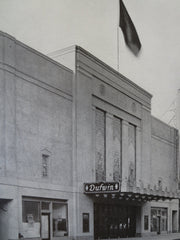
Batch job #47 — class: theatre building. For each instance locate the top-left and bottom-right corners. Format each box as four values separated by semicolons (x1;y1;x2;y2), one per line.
0;31;180;240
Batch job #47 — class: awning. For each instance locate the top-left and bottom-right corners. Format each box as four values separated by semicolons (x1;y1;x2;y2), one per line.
91;192;176;202
84;182;180;202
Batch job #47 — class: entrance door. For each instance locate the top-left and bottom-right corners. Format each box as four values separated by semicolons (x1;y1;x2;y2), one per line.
41;213;50;240
94;203;136;239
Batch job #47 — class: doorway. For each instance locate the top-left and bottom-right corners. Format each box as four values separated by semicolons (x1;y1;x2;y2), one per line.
94;203;136;239
41;213;50;240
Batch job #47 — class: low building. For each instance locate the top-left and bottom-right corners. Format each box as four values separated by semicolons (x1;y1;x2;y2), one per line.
0;31;179;240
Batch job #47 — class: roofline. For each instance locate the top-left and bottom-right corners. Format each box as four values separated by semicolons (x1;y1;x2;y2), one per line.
0;31;73;74
75;45;153;99
48;44;153;100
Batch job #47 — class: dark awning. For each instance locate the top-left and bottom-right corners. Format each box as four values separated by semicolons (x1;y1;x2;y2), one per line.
84;182;180;202
91;192;177;202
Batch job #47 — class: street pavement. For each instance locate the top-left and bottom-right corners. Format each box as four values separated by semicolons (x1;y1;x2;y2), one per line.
118;233;180;240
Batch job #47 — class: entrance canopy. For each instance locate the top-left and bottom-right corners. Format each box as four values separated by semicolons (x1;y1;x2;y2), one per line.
84;182;179;202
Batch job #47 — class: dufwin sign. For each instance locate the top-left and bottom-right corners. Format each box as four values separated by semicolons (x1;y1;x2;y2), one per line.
84;182;120;194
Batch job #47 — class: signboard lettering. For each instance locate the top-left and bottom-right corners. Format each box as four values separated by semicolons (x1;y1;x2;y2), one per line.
84;182;120;194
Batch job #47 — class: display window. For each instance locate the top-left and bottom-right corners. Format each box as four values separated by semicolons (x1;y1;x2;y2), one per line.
22;197;68;239
151;207;167;233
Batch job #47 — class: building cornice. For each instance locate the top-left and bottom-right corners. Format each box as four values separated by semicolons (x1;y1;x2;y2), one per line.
75;46;152;99
0;31;73;74
75;46;152;110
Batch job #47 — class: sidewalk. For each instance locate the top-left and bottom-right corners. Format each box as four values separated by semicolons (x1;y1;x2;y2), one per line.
119;233;180;240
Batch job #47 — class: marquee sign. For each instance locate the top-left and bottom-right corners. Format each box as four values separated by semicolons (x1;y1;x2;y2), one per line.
84;182;120;194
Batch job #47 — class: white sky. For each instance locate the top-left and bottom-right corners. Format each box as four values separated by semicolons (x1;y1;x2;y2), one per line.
0;0;179;125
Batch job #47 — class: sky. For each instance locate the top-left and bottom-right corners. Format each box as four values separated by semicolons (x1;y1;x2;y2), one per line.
0;0;179;126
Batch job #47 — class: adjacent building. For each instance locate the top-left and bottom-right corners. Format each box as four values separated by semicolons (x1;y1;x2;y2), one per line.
0;31;179;240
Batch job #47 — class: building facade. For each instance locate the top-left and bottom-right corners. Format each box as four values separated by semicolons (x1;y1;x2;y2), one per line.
0;31;179;240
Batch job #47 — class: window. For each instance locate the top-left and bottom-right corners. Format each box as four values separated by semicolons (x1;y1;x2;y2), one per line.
41;201;50;211
53;202;68;237
158;179;162;190
42;154;49;177
161;209;167;231
22;198;68;238
151;208;167;232
22;200;40;223
83;213;89;232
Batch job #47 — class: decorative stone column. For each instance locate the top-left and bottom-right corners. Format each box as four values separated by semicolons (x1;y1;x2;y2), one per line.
136;125;142;188
121;119;129;192
106;113;114;181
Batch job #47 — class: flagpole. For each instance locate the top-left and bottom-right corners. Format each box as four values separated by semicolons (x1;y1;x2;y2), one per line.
117;0;120;72
117;26;119;72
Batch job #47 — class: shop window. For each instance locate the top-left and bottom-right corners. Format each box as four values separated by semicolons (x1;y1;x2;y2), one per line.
151;209;157;232
22;200;40;223
151;208;167;232
53;202;68;237
22;198;68;239
83;213;90;232
161;209;167;231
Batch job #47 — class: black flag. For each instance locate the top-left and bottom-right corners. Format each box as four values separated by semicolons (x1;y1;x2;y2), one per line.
119;0;141;56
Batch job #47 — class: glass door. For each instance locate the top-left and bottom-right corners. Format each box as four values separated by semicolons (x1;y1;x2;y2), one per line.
41;213;50;240
94;203;136;239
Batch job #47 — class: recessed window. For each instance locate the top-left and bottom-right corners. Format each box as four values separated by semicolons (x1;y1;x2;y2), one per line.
42;154;49;177
158;179;162;189
83;213;89;232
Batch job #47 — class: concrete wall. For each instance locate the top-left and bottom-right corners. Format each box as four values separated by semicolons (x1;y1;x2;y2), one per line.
0;32;179;239
72;46;153;239
0;31;73;185
151;117;178;192
74;46;153;193
72;46;179;238
0;31;73;239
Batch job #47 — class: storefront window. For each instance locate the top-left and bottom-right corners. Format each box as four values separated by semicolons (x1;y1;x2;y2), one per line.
22;198;68;238
161;209;167;231
151;208;167;232
22;200;41;238
151;209;157;232
22;200;40;222
53;202;68;237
